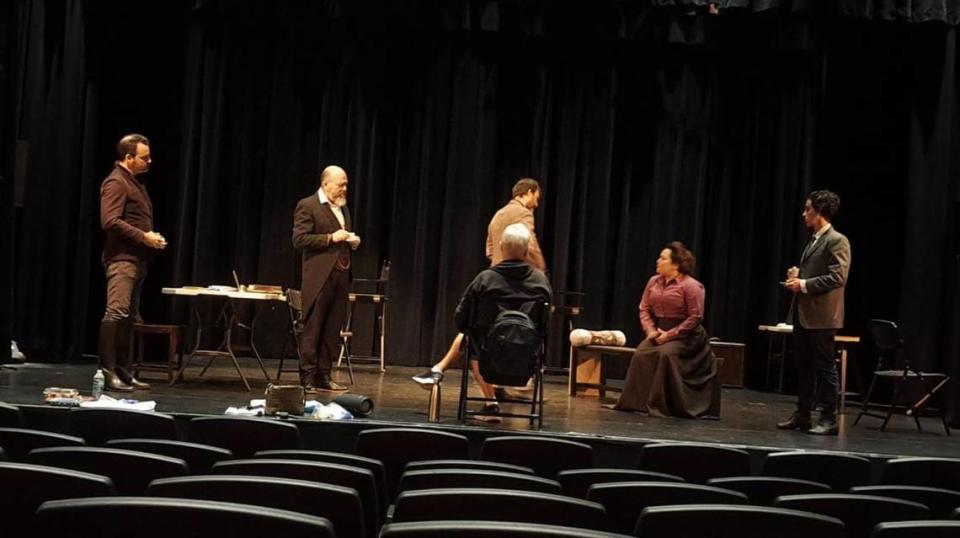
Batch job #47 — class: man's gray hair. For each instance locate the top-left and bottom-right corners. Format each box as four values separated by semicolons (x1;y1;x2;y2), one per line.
500;222;531;260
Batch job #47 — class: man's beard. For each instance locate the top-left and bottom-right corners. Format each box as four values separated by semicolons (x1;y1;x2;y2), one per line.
331;195;347;207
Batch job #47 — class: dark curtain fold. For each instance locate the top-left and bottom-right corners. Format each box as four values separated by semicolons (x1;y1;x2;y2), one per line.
0;0;16;361
9;0;960;423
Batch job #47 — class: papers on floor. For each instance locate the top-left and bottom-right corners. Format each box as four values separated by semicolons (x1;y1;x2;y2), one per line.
80;394;157;411
224;399;353;420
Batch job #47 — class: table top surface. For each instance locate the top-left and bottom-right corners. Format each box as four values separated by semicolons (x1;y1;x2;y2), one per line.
162;287;287;302
759;324;860;343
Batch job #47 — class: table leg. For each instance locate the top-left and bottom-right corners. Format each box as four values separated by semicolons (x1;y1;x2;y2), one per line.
379;301;387;372
839;346;848;413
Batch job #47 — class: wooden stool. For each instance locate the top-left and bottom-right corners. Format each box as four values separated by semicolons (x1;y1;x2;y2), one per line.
132;324;186;384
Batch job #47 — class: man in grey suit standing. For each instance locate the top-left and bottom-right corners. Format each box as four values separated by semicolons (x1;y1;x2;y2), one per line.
292;165;360;392
778;190;851;435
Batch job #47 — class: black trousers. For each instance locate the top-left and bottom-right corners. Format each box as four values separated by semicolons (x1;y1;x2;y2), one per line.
793;321;838;420
98;260;146;375
299;268;349;384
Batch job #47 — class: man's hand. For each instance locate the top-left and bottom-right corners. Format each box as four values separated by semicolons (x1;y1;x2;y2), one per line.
785;278;803;293
331;229;351;243
144;231;167;249
346;233;361;250
786;266;799;280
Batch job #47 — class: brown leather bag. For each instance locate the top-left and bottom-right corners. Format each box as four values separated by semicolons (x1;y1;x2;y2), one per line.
265;384;305;415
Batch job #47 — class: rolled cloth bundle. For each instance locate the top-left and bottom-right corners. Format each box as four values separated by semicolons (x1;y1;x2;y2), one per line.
569;329;626;347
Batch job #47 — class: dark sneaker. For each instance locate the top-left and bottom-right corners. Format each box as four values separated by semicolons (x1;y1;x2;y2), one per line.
412;370;443;388
807;420;839;436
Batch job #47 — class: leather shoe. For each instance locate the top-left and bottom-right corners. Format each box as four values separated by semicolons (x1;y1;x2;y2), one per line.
315;379;349;392
125;377;151;390
776;412;812;431
103;370;133;392
807;420;839;436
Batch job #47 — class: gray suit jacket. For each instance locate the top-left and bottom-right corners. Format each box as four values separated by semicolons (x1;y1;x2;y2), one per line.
292;194;352;318
792;226;851;330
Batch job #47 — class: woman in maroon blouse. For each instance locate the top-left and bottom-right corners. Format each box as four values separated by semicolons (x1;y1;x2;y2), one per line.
611;241;720;418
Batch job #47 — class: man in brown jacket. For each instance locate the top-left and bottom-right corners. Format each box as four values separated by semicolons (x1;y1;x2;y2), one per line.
412;179;547;415
292;165;360;392
98;134;166;391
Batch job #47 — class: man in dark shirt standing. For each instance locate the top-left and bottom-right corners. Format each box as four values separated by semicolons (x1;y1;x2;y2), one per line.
97;134;166;391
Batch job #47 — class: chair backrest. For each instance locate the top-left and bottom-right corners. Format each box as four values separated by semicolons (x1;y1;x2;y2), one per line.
286;289;303;315
356;427;469;497
405;459;535;475
0;462;115;528
635;504;846;538
558;468;685;499
881;457;960;490
639;443;751;483
851;485;960;519
867;320;903;354
35;497;335;538
707;476;831;505
106;438;233;474
774;494;930;538
212;458;380;532
480;436;593;478
188;416;300;457
68;409;178;444
0;402;24;427
255;449;386;509
398;469;562;495
762;451;872;491
27;446;188;495
380;520;633;537
872;521;960;538
147;475;368;538
392;488;608;531
587;481;748;534
0;428;86;460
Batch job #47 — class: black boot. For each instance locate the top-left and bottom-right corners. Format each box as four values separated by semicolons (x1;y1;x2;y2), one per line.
97;320;119;372
115;321;150;390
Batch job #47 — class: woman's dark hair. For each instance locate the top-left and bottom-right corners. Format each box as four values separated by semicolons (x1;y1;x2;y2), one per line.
807;190;841;221
665;241;696;275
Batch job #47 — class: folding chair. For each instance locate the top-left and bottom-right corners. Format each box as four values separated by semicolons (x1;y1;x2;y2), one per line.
106;439;233;473
35;497;335;538
707;476;831;505
275;289;305;381
761;451;871;491
880;457;960;490
148;475;368;538
457;298;550;428
639;443;751;483
380;520;631;537
338;259;391;374
558;468;685;499
479;436;593;478
635;504;845;538
774;494;929;538
855;320;951;435
0;428;85;461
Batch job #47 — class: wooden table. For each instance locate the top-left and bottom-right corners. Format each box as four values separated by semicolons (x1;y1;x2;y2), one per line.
758;324;860;412
162;287;288;391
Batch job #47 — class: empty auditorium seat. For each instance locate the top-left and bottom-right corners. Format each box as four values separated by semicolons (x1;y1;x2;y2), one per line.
557;468;684;499
479;436;593;478
188;416;300;457
255;449;386;509
398;469;562;495
380;520;632;537
635;504;845;538
881;457;960;490
872;521;960;538
404;459;535;475
775;494;930;538
107;438;233;473
0;428;85;460
27;446;188;495
0;462;115;529
851;485;960;518
762;451;872;491
707;476;831;505
0;402;23;427
356;428;468;497
639;443;751;483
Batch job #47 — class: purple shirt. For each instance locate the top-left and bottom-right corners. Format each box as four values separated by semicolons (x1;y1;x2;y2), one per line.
639;274;705;338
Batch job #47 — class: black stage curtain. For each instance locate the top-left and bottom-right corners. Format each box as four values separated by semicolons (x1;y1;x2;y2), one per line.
0;0;16;361
9;0;960;423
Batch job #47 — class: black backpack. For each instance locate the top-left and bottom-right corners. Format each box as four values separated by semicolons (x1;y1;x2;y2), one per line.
478;308;540;387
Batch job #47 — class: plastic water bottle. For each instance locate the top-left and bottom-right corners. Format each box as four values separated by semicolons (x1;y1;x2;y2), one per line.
92;369;105;400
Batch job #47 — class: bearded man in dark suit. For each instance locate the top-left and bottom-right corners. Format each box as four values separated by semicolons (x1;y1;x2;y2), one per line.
292;165;360;392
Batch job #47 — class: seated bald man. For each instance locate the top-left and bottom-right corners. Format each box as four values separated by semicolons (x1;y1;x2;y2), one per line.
437;223;552;420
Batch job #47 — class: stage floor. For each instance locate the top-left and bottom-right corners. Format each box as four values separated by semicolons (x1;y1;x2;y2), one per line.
1;358;956;459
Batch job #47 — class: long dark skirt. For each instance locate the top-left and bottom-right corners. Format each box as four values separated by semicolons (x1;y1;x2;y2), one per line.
613;325;720;418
